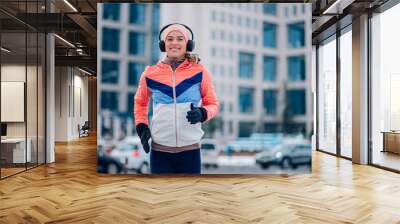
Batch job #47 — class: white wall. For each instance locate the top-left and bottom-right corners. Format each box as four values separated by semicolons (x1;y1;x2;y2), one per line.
1;63;47;164
55;67;89;141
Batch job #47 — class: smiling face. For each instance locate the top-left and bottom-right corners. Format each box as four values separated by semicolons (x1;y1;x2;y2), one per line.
165;30;187;59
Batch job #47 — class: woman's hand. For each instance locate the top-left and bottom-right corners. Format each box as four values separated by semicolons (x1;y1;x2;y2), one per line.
136;123;151;153
186;103;207;124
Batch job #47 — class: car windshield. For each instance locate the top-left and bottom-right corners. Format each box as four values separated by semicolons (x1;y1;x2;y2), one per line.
201;143;215;150
270;144;285;151
116;144;139;151
293;145;311;151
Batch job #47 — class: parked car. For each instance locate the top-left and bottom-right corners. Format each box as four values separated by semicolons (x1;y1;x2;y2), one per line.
200;139;220;169
109;137;150;174
97;145;124;174
255;143;312;169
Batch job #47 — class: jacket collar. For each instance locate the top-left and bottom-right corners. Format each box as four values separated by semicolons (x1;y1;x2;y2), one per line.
157;58;192;70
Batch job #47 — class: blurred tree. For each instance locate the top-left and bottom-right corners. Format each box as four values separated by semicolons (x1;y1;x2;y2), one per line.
281;81;294;134
202;116;222;138
256;112;265;133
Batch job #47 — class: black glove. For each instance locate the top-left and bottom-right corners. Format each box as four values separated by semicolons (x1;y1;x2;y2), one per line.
136;123;151;153
186;103;207;124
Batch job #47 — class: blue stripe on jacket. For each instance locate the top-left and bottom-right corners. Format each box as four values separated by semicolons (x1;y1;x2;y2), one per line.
146;72;203;105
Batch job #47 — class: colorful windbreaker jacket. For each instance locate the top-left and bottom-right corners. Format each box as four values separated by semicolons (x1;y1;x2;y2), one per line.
134;59;219;147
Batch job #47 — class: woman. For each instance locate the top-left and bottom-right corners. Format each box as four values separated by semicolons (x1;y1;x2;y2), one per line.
134;23;219;174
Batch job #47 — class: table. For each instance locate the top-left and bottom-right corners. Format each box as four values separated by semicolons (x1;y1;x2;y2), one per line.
1;138;31;164
381;131;400;154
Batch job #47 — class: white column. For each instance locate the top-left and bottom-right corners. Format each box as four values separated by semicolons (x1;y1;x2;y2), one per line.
46;32;55;163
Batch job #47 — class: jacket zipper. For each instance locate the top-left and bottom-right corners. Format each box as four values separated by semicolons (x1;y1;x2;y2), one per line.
170;66;178;148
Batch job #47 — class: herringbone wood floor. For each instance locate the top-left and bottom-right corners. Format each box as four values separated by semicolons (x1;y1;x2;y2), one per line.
1;134;400;224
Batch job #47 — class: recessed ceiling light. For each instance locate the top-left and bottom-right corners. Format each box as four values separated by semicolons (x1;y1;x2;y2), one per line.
78;67;93;76
63;0;78;12
54;34;75;48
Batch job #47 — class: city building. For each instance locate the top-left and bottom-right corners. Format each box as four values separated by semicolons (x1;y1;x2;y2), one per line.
97;3;312;142
160;3;313;140
97;3;160;140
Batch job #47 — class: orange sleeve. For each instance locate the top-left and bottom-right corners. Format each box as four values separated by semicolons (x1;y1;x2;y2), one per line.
134;68;151;126
201;67;220;122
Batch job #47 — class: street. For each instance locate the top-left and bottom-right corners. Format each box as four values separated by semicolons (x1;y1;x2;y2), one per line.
202;164;311;174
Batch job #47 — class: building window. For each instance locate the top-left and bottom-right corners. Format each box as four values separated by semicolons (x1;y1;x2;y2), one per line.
253;36;258;46
285;7;289;16
239;52;255;79
229;14;234;25
263;56;277;81
239;122;255;137
129;4;146;25
263;90;277;115
293;5;297;16
151;4;160;64
302;4;307;14
220;12;225;23
263;4;277;15
102;59;119;84
263;22;277;48
221;65;225;76
127;92;135;115
318;36;337;154
211;47;216;57
264;123;279;133
129;32;145;56
103;3;120;21
285;123;306;135
239;87;254;113
237;33;242;44
221;30;225;41
237;16;242;27
340;29;352;158
288;56;305;81
286;89;306;115
370;5;400;170
211;10;216;21
246;17;250;27
101;91;119;111
128;62;145;86
212;30;216;40
288;22;305;48
102;28;120;52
